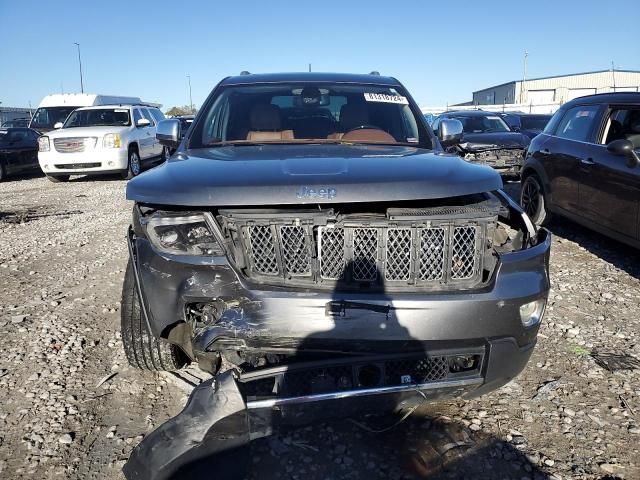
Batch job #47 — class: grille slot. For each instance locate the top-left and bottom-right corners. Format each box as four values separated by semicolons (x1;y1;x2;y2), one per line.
418;227;446;281
319;227;345;279
451;226;478;279
385;228;412;281
279;226;311;276
248;225;279;275
353;228;379;281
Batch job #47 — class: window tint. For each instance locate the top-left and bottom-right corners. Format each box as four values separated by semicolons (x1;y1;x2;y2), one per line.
140;108;155;126
554;105;600;142
133;109;143;125
602;108;640;148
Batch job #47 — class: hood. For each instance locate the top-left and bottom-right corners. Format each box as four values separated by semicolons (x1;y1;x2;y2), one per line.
127;144;502;206
459;132;530;151
45;126;130;138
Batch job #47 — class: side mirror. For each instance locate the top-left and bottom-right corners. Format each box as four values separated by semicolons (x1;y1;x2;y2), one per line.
438;119;463;148
156;119;181;148
607;139;640;168
54;122;64;129
136;118;151;128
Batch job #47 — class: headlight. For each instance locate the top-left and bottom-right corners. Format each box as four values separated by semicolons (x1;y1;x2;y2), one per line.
103;133;121;148
146;214;224;256
38;136;50;152
519;298;546;328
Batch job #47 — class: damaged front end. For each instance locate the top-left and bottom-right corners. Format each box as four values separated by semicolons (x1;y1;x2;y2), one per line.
453;142;526;176
123;189;550;479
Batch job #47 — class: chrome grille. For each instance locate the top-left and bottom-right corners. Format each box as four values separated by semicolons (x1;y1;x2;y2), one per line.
241;220;486;289
53;137;97;153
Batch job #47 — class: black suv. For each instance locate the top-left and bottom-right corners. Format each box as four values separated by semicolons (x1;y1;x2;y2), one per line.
433;110;531;176
520;93;640;248
499;112;552;140
121;73;550;479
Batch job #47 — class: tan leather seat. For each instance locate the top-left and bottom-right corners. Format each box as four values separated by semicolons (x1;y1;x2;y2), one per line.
246;104;294;141
329;103;396;143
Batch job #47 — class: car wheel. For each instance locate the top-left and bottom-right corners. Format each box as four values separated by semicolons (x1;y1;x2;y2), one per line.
46;175;70;183
0;161;5;182
120;260;188;371
520;174;551;226
122;149;141;180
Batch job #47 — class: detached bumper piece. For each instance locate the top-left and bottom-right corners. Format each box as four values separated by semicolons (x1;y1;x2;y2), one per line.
123;350;485;480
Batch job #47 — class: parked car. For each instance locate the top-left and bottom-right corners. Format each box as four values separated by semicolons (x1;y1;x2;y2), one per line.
499;112;552;140
0;127;41;181
433;110;531;176
121;72;551;479
521;92;640;248
168;115;195;154
37;104;168;182
1;118;31;128
29;93;145;133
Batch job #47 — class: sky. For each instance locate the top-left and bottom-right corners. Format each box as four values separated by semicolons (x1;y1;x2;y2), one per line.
1;0;639;111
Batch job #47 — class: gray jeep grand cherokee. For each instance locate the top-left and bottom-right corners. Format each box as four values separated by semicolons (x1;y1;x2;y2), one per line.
121;73;550;479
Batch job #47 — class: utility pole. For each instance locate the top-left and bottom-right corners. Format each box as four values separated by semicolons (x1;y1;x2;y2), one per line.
73;43;84;93
308;63;311;72
520;50;528;104
187;75;193;113
611;61;617;90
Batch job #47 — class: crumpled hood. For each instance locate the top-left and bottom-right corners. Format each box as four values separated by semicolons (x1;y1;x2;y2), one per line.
459;132;530;151
126;144;502;206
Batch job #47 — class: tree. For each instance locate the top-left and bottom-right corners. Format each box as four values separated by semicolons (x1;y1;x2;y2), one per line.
165;105;196;117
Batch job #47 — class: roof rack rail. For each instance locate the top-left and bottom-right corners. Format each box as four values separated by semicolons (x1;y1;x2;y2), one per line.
369;71;380;75
240;71;251;75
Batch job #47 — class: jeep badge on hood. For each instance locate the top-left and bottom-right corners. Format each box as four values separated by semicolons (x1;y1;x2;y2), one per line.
296;186;337;200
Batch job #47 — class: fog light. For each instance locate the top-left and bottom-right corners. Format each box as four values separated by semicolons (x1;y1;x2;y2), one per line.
519;299;546;328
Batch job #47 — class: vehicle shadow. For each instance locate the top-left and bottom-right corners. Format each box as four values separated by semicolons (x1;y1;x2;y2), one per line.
503;180;640;280
68;174;125;182
1;170;44;182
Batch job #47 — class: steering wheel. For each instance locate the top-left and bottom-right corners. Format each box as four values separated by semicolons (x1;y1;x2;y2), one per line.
344;124;383;134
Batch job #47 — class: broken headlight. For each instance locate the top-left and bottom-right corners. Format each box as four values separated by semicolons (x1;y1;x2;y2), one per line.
146;214;224;256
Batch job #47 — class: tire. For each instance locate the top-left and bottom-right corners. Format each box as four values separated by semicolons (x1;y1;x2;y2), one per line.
0;161;5;182
122;147;141;180
520;174;551;226
120;260;187;371
46;175;70;183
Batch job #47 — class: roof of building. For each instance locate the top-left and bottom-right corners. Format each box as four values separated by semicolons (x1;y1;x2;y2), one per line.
221;72;400;86
473;69;640;94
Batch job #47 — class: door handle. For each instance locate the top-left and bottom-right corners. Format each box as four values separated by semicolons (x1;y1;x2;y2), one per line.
580;158;595;166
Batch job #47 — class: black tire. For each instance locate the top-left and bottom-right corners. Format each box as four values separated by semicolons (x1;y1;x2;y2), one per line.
120;260;187;371
520;174;551;226
122;147;141;180
0;161;5;182
46;175;70;183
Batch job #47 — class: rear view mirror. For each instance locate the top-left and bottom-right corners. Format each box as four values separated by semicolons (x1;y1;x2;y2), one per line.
54;122;64;129
438;119;463;148
136;118;151;128
607;139;640;168
156;119;181;148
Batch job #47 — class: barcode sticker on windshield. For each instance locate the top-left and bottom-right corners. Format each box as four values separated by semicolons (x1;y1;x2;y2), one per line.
364;93;409;104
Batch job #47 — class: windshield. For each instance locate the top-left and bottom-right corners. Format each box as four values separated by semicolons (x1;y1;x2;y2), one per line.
452;115;511;134
30;106;78;129
194;83;428;148
520;115;551;131
64;108;131;128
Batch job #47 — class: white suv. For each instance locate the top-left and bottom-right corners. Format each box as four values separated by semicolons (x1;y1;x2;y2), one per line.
37;104;168;182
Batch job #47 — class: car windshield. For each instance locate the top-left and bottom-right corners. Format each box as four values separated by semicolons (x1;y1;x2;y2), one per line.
195;83;426;148
452;115;511;133
30;106;78;129
520;116;551;131
64;108;131;128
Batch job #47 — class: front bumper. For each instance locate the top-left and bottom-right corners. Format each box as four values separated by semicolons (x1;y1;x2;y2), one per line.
38;148;128;174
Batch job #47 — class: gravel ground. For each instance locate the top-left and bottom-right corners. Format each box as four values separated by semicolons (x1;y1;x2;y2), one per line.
1;174;639;480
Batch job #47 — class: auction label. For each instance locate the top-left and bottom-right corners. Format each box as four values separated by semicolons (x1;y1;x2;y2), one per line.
364;93;409;104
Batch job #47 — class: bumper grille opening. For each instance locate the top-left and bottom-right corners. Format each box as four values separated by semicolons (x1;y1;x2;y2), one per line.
54;162;101;169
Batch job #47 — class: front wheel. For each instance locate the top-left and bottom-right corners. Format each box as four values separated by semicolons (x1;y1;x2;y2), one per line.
520;174;551;226
122;149;141;180
120;260;188;371
0;161;5;182
46;175;70;183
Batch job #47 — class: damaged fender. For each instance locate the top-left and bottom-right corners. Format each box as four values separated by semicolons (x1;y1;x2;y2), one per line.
123;371;250;480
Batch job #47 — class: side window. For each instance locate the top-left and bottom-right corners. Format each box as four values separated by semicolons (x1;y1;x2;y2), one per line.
141;108;155;126
150;108;165;123
133;108;143;126
601;108;640;146
554;105;600;142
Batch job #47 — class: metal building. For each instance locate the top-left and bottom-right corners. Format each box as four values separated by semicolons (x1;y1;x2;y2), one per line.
472;69;640;106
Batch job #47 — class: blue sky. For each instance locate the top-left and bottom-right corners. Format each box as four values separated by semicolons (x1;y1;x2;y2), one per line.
1;0;638;111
